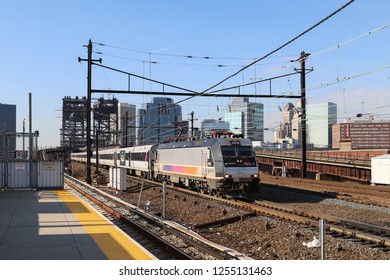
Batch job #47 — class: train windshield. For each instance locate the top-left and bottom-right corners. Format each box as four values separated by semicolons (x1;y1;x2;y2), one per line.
221;145;256;167
221;146;237;167
237;146;257;167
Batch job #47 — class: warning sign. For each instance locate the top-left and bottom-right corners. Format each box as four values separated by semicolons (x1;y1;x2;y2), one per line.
15;162;25;170
43;162;55;170
15;151;28;159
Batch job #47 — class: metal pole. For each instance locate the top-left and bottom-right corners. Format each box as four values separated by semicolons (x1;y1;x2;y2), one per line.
190;111;194;138
23;118;25;151
29;92;33;188
4;134;8;189
95;120;99;173
125;111;128;147
162;180;166;219
157;110;160;143
78;40;101;184
34;131;38;153
300;51;308;178
320;219;326;260
86;39;92;185
137;179;144;208
116;110;119;146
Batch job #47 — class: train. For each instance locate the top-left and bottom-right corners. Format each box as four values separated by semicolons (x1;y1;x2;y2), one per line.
70;135;260;196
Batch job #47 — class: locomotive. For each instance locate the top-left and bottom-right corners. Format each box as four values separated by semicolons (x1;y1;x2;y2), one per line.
71;135;260;195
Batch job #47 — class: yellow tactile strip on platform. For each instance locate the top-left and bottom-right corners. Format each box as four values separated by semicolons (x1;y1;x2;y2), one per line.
54;190;156;260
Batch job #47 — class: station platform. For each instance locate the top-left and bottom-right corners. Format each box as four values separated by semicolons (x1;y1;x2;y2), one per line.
0;188;156;260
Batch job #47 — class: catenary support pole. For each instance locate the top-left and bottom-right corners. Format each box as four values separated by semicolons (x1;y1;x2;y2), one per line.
300;51;308;178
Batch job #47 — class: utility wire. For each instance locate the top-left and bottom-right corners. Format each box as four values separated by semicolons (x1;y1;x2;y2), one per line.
201;0;356;95
96;51;251;68
309;64;390;91
94;42;294;61
308;23;390;60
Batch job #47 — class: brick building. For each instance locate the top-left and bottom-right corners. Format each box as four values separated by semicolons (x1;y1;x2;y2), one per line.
332;118;390;149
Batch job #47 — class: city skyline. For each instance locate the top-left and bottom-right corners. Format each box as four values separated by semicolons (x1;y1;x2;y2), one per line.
4;91;390;150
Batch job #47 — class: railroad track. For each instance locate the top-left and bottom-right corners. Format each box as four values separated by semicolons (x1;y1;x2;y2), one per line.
241;197;390;251
262;175;390;208
114;172;390;252
157;184;390;252
68;163;390;255
121;173;390;252
65;176;190;260
64;174;251;260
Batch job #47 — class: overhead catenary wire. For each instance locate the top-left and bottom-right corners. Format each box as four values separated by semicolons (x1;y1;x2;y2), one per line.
308;64;390;92
307;23;390;60
93;20;388;108
92;0;147;42
171;0;356;107
92;21;388;97
92;46;294;68
95;42;292;61
93;51;253;68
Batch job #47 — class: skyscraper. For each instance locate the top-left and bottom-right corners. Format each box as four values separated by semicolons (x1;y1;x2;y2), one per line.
290;101;302;146
224;98;264;141
0;103;17;156
306;102;337;148
138;97;182;145
275;102;295;142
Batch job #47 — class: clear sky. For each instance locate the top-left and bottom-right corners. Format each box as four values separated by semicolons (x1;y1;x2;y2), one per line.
1;0;389;147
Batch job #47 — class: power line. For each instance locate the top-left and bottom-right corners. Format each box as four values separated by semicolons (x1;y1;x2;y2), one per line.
200;0;356;96
91;1;132;39
308;64;390;92
93;41;294;61
95;51;250;68
91;0;357;108
93;0;147;41
308;23;390;60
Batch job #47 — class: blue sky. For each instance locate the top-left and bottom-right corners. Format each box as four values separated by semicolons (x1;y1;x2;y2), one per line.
1;0;389;147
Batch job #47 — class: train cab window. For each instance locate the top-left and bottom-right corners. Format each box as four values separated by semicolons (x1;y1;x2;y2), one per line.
221;145;256;167
237;146;256;167
221;145;238;167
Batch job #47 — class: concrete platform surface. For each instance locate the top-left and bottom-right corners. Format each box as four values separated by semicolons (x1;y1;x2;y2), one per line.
0;190;108;260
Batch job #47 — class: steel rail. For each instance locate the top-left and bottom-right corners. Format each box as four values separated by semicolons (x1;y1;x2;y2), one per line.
64;174;250;260
165;184;390;249
64;176;193;260
243;198;390;248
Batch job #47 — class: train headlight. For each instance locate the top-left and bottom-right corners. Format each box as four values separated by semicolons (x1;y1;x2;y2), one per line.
225;174;232;179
